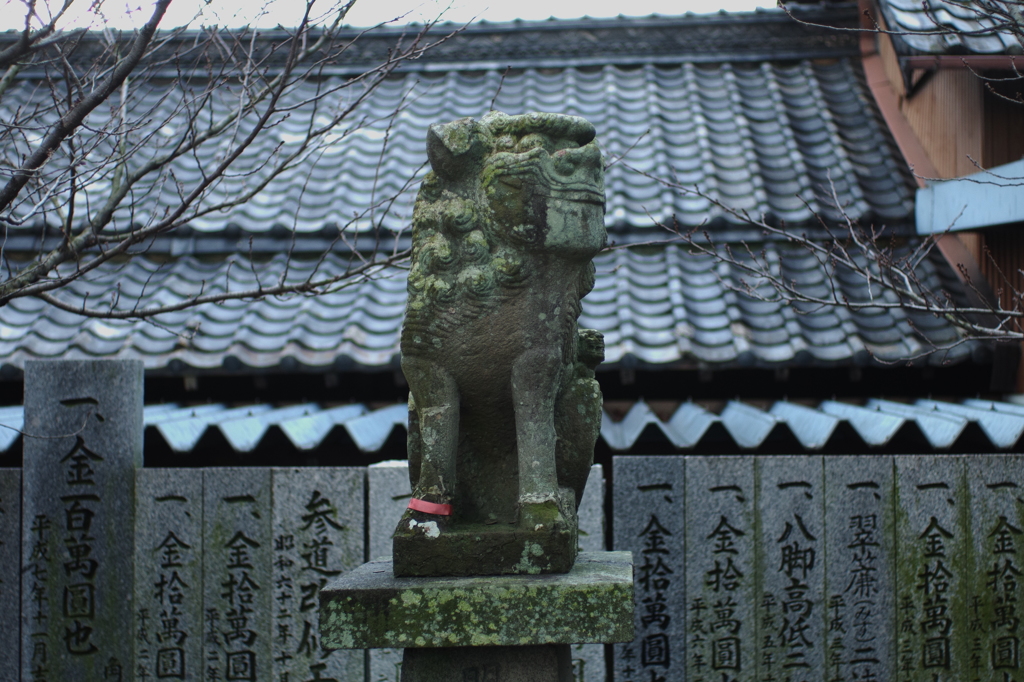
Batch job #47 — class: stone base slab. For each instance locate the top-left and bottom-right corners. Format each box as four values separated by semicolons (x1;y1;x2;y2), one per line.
319;551;633;649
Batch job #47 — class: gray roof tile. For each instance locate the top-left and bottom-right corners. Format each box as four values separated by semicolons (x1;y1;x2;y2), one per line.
878;0;1022;55
3;52;915;245
0;237;977;372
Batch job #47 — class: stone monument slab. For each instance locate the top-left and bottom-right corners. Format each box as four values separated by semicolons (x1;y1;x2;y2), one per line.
272;467;365;682
965;454;1023;680
1;468;20;682
895;455;969;682
203;468;272;682
369;461;413;562
612;455;684;682
21;359;143;681
685;455;755;682
573;466;606;682
135;468;204;681
756;455;825;678
823;455;896;682
320;551;634;649
369;461;414;682
577;465;605;554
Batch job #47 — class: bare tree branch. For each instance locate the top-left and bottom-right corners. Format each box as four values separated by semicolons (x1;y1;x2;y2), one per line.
0;0;468;324
0;0;171;212
619;161;1024;345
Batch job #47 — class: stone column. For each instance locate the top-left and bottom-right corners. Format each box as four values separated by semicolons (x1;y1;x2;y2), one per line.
368;461;413;682
21;359;143;681
756;456;826;676
895;455;970;682
967;455;1024;681
573;466;607;682
824;454;895;682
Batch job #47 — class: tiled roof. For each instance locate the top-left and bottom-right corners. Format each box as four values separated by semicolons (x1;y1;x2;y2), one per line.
877;0;1024;55
0;11;938;375
0;242;980;373
0;7;861;74
1;54;914;245
359;8;862;70
1;396;1021;455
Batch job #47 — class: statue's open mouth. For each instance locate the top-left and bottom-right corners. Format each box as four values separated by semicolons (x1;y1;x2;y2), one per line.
496;175;605;207
548;187;605;206
492;152;605;209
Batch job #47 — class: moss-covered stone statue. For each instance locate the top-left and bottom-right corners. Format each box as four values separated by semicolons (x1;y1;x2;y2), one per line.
393;111;606;577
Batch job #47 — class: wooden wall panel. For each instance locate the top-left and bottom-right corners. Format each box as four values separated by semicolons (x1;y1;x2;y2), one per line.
980;227;1024;319
901;70;984;178
983;76;1024;168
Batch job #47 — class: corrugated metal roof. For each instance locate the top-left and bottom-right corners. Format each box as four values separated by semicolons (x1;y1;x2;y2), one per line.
595;397;1024;451
877;0;1023;55
2;397;1020;454
0;242;980;373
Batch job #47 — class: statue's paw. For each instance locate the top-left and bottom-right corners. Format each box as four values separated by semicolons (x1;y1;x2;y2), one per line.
518;496;567;533
397;505;453;539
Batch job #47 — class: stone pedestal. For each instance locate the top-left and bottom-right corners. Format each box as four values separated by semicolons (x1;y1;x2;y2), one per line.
402;645;574;682
320;551;633;681
392;516;578;577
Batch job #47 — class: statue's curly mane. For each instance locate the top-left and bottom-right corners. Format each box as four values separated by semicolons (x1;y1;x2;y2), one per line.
407;180;529;307
403;115;598;357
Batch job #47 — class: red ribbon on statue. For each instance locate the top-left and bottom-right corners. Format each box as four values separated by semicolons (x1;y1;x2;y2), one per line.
407;497;453;516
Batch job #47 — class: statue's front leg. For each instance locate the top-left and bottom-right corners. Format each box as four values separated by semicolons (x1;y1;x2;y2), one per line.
511;346;565;531
402;355;459;514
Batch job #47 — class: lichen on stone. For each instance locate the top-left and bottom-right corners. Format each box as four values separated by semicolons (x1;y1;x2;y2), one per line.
395;111;608;577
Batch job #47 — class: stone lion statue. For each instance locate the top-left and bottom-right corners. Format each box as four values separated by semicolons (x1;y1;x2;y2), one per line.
393;111;606;576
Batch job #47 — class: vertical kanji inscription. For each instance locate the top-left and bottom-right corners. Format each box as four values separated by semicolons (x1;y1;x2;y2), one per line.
135;469;203;681
272;468;364;682
685;456;755;682
203;469;272;682
21;360;143;681
756;456;824;682
824;455;896;682
614;456;684;682
895;455;970;682
967;455;1024;682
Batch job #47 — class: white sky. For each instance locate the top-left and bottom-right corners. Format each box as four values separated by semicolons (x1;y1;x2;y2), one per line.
2;0;772;31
